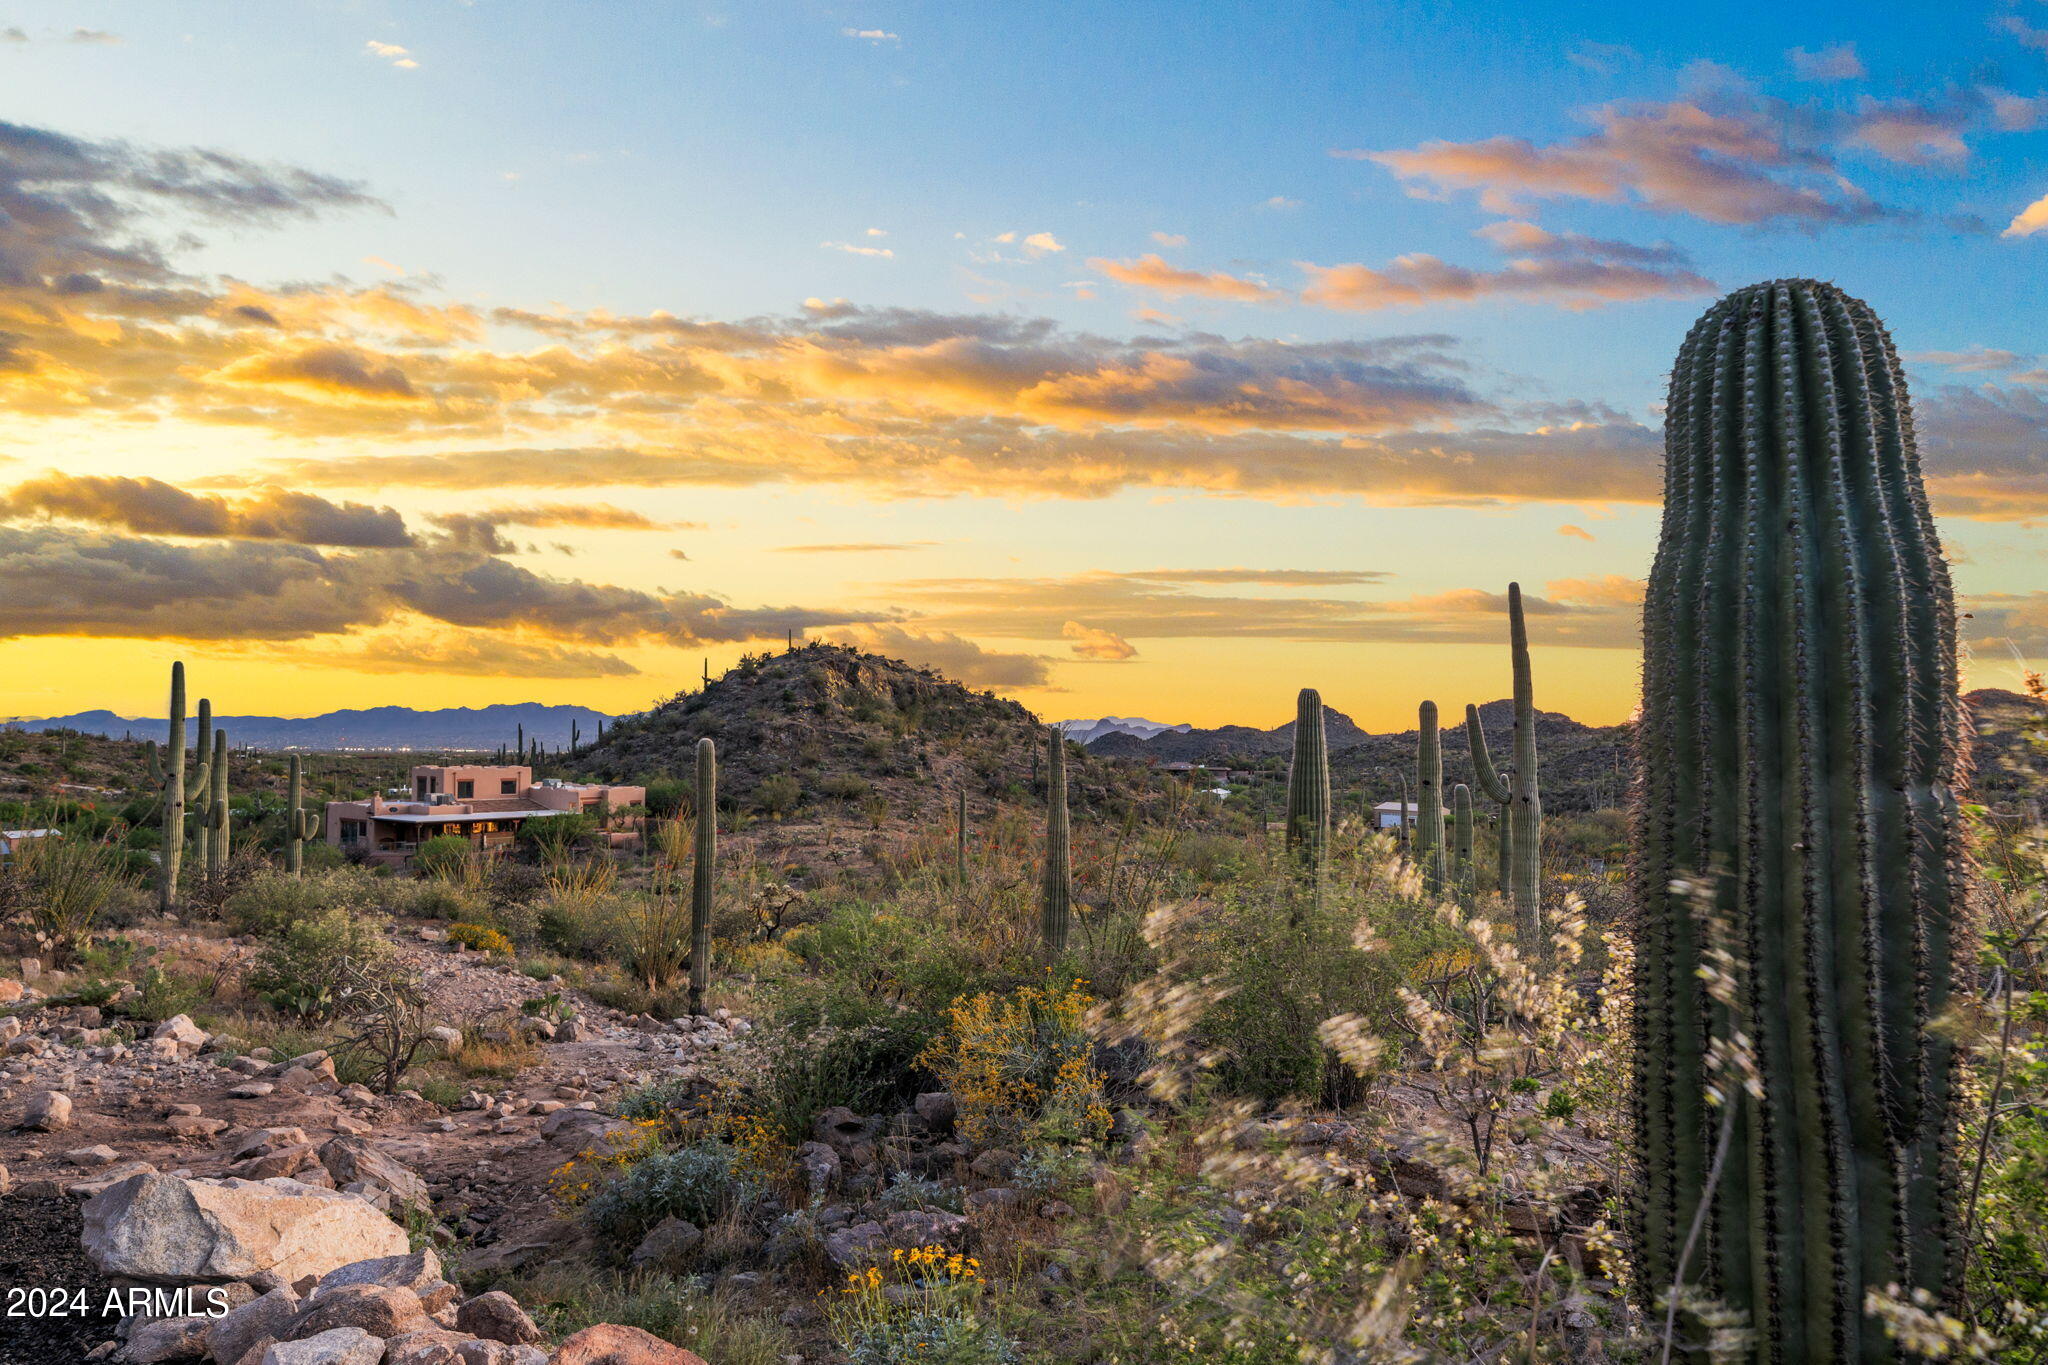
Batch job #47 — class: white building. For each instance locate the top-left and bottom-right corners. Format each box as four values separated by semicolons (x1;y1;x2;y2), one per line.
1371;800;1446;831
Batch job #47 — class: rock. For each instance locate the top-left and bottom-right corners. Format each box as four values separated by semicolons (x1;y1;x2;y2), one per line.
18;957;38;980
456;1291;543;1345
813;1107;869;1146
21;1089;72;1130
118;1314;210;1362
385;1328;472;1365
0;1163;10;1195
152;1015;209;1051
65;1144;120;1166
286;1284;427;1341
913;1092;957;1132
0;978;20;1003
208;1288;303;1365
557;1019;590;1043
315;1248;450;1306
824;1221;887;1267
964;1188;1019;1214
796;1142;839;1195
319;1137;430;1207
549;1324;711;1365
230;1143;321;1181
969;1149;1018;1181
66;1160;158;1200
167;1114;230;1138
230;1082;277;1099
627;1217;702;1271
233;1127;311;1159
883;1210;968;1248
425;1026;462;1052
259;1326;386;1365
458;1343;546;1365
82;1173;408;1286
459;1217;580;1277
0;1016;18;1041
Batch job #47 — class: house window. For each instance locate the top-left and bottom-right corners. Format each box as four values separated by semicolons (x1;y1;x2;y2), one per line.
501;779;517;794
457;780;474;799
415;777;429;799
340;820;365;845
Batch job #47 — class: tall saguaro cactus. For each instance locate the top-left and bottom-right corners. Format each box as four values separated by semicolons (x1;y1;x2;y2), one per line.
285;754;319;875
1040;724;1072;955
1284;687;1331;879
1464;706;1514;899
1450;783;1474;901
191;698;214;873
1631;280;1966;1362
1413;702;1446;894
688;737;717;1016
955;788;968;888
148;663;190;914
206;729;230;872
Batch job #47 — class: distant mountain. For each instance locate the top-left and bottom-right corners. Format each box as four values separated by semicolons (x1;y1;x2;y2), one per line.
2;703;615;752
1059;716;1191;745
1090;705;1375;763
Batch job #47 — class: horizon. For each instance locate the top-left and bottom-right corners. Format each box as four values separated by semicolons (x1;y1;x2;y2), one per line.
1;1;2043;730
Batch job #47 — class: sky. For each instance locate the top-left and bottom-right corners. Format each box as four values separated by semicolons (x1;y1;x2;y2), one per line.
0;0;2043;731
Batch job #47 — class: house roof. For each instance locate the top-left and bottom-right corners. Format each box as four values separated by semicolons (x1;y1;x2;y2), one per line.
368;806;559;825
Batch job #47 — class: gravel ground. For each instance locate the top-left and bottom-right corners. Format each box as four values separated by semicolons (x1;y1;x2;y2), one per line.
0;1195;121;1364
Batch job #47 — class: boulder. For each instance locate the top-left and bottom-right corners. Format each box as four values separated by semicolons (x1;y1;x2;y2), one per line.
458;1343;546;1364
65;1144;120;1166
883;1209;968;1249
548;1324;710;1365
229;1144;321;1181
385;1328;473;1365
233;1128;311;1160
796;1142;838;1195
152;1015;209;1051
259;1327;385;1365
459;1217;580;1277
913;1092;957;1132
166;1115;230;1139
207;1288;303;1365
117;1314;210;1363
319;1137;430;1207
285;1284;426;1341
315;1248;453;1310
21;1089;72;1130
823;1220;887;1267
456;1291;542;1345
0;977;21;1002
82;1173;408;1286
67;1160;158;1200
626;1217;701;1272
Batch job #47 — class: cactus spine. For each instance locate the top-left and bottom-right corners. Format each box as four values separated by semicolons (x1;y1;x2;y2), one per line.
688;737;716;1016
1631;280;1966;1360
1283;687;1331;880
286;754;319;875
1465;585;1543;949
1040;724;1071;955
1413;701;1445;894
1450;782;1473;901
206;729;229;871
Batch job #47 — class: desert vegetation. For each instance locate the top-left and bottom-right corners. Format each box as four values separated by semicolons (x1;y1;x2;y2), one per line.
2;282;2046;1364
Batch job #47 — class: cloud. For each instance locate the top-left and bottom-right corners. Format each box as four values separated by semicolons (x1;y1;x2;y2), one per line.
1910;348;2025;373
476;503;699;532
0;524;872;647
823;241;894;258
1914;382;2048;519
1088;253;1282;302
2004;192;2048;238
285;631;640;679
1063;621;1138;660
1355;97;1889;225
1848;97;1971;166
365;40;418;68
1557;523;1596;541
1300;221;1714;311
1788;43;1864;81
1149;231;1188;247
1258;196;1302;211
826;623;1049;687
1989;90;2048;132
1998;14;2048;54
842;28;900;42
1567;42;1637;75
2;28;25;42
68;28;119;44
213;342;419;399
1545;574;1645;608
1;474;413;547
773;542;940;553
1022;231;1064;255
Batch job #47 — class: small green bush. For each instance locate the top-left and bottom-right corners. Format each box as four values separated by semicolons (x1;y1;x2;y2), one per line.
583;1141;759;1247
245;905;392;1021
412;835;474;881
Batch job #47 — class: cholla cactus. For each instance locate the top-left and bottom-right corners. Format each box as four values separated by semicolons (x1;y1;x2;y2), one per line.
1632;280;1968;1359
286;753;319;876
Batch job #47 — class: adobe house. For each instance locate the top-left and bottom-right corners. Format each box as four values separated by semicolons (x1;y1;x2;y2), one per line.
323;763;646;869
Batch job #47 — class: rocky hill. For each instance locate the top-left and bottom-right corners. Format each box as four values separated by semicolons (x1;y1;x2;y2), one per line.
573;642;1166;822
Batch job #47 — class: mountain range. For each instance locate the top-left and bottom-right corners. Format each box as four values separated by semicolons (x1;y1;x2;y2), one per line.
2;703;614;752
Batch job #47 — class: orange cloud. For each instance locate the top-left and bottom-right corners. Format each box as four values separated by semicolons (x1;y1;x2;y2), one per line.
1301;221;1714;311
1088;254;1281;302
1557;524;1596;541
1062;621;1138;660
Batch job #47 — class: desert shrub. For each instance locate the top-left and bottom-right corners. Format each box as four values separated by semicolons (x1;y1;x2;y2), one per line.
917;977;1109;1148
224;868;381;939
502;1267;793;1365
583;1141;760;1247
330;961;437;1096
830;1248;1014;1365
2;833;131;966
412;835;475;881
448;921;514;955
752;1012;937;1144
753;774;800;818
644;779;691;820
539;890;635;963
522;814;596;863
245;904;392;1020
816;774;870;802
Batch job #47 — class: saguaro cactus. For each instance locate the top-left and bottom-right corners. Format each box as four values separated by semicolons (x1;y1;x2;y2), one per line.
688;737;717;1015
1284;687;1331;879
1450;783;1473;900
1413;701;1446;894
1632;280;1966;1361
955;788;968;888
286;754;319;875
1040;724;1072;955
147;663;190;913
1465;588;1543;947
191;699;214;874
206;729;230;872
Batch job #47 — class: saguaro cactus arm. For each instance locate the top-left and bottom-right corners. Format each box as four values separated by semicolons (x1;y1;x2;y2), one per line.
1464;704;1512;805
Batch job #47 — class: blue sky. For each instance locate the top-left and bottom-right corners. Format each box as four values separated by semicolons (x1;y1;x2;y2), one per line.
0;0;2041;724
